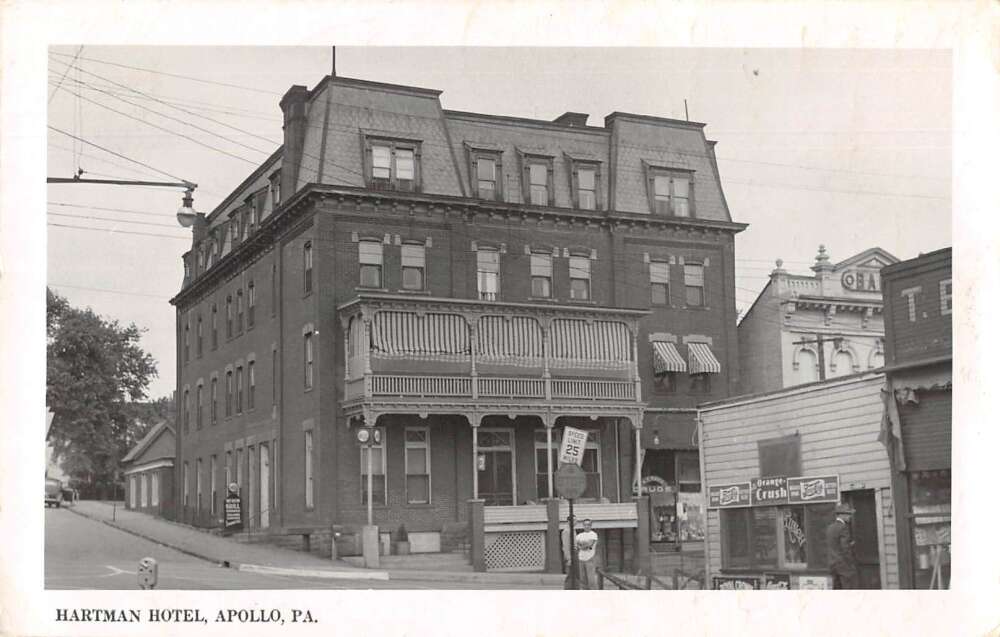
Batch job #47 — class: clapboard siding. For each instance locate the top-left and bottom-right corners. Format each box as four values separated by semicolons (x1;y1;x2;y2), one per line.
699;373;898;588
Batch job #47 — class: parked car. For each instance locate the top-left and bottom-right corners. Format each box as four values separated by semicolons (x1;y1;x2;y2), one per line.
45;478;63;508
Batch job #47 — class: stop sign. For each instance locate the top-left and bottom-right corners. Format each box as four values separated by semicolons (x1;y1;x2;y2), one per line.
555;463;587;500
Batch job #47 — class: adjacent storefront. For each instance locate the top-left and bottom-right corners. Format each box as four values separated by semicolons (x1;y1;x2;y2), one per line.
700;372;899;589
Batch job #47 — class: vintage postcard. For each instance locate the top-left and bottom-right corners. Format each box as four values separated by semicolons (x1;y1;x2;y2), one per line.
1;1;997;636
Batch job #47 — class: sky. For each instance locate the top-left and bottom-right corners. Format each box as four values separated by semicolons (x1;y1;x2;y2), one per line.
46;46;952;400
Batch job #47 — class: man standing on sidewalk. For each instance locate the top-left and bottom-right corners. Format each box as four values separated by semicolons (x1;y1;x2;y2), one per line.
576;519;599;589
825;503;858;589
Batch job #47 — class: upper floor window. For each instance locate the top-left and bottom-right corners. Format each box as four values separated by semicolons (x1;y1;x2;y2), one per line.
684;262;705;307
247;196;258;233
196;315;203;356
650;261;670;305
236;289;244;333
530;252;553;299
573;164;599;211
472;154;501;201
235;366;244;414
304;331;315;390
183;389;190;433
210;378;218;425
520;156;553;206
401;243;426;291
303;241;313;294
211;304;218;349
477;248;500;301
248;360;256;410
196;385;203;430
646;166;693;217
359;240;383;288
569;256;591;301
269;172;281;210
225;296;233;338
247;280;256;328
367;139;419;192
225;371;233;417
183;318;190;363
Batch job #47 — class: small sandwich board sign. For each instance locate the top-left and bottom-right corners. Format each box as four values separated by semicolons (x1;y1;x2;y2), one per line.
558;427;589;466
223;482;243;533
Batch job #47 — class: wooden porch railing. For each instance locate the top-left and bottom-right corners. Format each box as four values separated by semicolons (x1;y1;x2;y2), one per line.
364;374;636;402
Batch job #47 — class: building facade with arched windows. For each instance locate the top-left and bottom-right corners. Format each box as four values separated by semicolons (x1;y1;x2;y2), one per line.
738;246;898;395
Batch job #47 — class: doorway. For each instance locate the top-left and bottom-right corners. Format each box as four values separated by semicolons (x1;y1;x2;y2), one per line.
478;429;515;506
259;444;270;529
843;489;882;589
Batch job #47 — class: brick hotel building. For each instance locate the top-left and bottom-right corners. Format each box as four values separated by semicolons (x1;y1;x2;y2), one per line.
170;73;745;569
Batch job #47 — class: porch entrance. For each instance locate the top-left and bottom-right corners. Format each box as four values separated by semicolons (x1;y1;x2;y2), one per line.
477;429;515;506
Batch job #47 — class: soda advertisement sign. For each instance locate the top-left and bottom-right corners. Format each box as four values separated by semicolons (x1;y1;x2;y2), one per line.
787;475;839;504
224;493;243;532
750;477;789;505
712;575;760;590
707;482;750;509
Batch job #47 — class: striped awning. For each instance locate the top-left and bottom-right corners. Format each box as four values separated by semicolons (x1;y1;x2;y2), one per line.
652;341;687;374
551;319;629;363
372;311;469;357
477;316;543;361
687;342;721;374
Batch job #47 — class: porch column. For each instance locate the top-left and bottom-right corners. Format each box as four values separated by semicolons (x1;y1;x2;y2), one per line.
634;422;643;494
469;315;479;400
362;314;373;396
471;418;480;500
541;320;552;400
545;416;555;498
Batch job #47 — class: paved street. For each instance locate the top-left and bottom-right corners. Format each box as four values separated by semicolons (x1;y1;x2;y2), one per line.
45;507;557;589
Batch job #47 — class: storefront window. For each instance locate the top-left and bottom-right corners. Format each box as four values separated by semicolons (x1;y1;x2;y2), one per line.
721;504;834;571
782;507;808;567
909;469;951;589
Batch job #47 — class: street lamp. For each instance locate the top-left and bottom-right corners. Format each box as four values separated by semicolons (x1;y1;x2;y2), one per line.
176;188;199;227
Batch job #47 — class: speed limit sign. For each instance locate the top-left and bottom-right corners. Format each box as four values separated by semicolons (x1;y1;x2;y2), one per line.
558;426;588;466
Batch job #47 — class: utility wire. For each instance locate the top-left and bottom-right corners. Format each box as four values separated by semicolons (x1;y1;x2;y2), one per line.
48;222;188;240
48;125;187;182
48;78;277;158
49;46;84;104
53;86;260;166
48;211;181;229
49;51;283;96
48;282;172;300
49;201;174;218
49;58;283;147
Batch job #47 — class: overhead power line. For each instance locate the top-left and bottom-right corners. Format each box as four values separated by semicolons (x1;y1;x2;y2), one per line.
48;222;188;241
48;125;186;182
52;85;260;166
49;51;283;96
47;211;181;229
49;46;84;104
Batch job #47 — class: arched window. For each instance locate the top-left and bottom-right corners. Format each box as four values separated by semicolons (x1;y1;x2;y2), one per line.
794;348;819;383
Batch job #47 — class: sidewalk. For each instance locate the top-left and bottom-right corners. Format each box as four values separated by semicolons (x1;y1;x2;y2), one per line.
67;502;565;586
68;501;386;580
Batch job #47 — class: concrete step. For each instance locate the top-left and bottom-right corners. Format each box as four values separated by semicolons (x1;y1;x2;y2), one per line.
343;552;473;571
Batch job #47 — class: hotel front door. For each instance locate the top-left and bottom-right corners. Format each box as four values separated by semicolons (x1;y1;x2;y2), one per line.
477;429;514;506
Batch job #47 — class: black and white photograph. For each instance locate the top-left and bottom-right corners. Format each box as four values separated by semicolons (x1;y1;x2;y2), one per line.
2;2;998;636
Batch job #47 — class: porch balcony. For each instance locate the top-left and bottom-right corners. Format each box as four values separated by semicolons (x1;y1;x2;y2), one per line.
338;292;648;426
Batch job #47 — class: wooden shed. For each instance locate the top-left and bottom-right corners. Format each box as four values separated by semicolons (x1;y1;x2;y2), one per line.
698;371;898;589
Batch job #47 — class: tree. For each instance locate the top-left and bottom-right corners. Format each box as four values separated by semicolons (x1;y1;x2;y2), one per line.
46;288;158;499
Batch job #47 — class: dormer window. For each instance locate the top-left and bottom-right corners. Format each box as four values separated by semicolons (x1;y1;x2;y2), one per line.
269;172;281;210
469;151;503;201
366;138;420;192
520;154;553;206
645;164;694;217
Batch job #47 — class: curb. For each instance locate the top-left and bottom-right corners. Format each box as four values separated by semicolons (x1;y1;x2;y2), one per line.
386;569;565;586
238;564;390;581
65;505;226;567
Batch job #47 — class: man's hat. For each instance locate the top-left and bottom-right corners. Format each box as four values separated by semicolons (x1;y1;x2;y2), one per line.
835;503;855;515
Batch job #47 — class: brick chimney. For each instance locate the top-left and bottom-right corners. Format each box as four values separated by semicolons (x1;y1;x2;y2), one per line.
279;84;310;200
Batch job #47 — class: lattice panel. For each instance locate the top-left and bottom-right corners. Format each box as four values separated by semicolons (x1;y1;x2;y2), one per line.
484;531;546;571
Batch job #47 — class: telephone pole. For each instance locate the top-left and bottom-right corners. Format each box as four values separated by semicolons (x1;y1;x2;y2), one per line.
792;333;845;381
